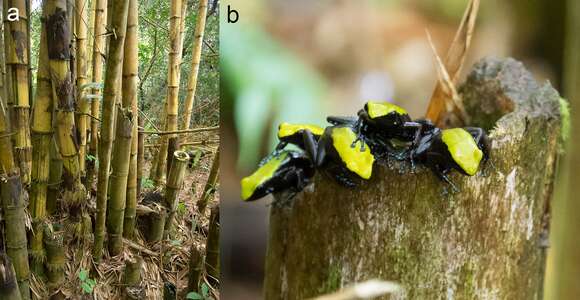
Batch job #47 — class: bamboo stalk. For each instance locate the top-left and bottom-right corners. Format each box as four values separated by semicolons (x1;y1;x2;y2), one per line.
140;126;219;135
144;139;219;149
187;245;204;293
93;0;131;261
181;0;208;130
154;0;184;184
0;0;6;109
0;253;22;300
45;0;86;241
124;0;139;241
124;256;144;299
3;0;32;185
46;139;63;215
86;0;107;190
43;225;64;291
107;0;138;255
197;149;219;215
136;114;144;201
123;256;143;286
0;101;30;300
205;204;220;285
164;150;190;236
75;0;89;178
29;20;52;276
145;206;166;244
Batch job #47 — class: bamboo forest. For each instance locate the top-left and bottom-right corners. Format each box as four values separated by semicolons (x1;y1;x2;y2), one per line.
0;0;220;299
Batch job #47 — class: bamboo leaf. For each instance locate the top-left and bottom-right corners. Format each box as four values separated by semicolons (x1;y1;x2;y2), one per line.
201;283;210;297
186;292;203;300
79;269;89;281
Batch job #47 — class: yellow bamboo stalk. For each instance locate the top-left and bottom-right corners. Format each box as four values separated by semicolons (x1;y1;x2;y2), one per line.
93;0;130;261
3;0;31;185
154;0;184;184
87;0;106;189
29;17;53;276
76;0;89;177
181;0;208;130
107;0;138;255
45;0;85;223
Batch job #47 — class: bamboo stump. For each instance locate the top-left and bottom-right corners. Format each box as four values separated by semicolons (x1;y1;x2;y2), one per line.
264;58;563;299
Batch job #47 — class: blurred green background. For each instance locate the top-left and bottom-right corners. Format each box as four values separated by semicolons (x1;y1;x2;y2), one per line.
220;0;569;298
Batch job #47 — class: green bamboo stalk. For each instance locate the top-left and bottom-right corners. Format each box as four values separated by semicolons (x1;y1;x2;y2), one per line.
141;205;166;243
93;0;131;261
123;256;143;286
46;139;63;215
136;114;144;198
0;253;22;300
124;255;144;299
0;100;30;300
197;149;219;215
187;245;204;293
43;225;64;291
3;0;32;185
29;13;53;276
164;150;189;236
205;204;220;285
123;0;139;241
107;0;138;256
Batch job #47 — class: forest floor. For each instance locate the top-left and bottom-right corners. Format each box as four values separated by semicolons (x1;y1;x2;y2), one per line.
28;145;220;300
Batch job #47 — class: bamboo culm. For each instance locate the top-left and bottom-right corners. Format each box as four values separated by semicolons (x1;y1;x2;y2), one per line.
164;150;190;236
123;0;140;241
0;99;31;300
93;0;131;261
28;19;53;276
3;0;32;185
181;0;209;130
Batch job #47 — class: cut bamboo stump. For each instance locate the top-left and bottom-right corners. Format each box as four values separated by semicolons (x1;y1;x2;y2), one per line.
264;58;563;299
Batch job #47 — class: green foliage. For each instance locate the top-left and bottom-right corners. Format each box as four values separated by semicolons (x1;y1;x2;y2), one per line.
559;97;571;147
186;282;213;300
78;269;97;294
177;201;187;214
86;154;97;162
141;178;155;189
221;22;328;171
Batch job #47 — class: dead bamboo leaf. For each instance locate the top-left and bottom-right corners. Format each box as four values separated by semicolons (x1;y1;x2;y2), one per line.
426;30;470;124
425;0;480;125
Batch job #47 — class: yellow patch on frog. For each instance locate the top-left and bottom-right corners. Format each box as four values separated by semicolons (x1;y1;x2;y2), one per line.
366;101;407;119
278;122;324;138
441;128;483;176
331;127;374;179
241;152;288;200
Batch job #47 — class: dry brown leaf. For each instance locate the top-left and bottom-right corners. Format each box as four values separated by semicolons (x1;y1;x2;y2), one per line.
425;0;480;125
426;30;470;124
